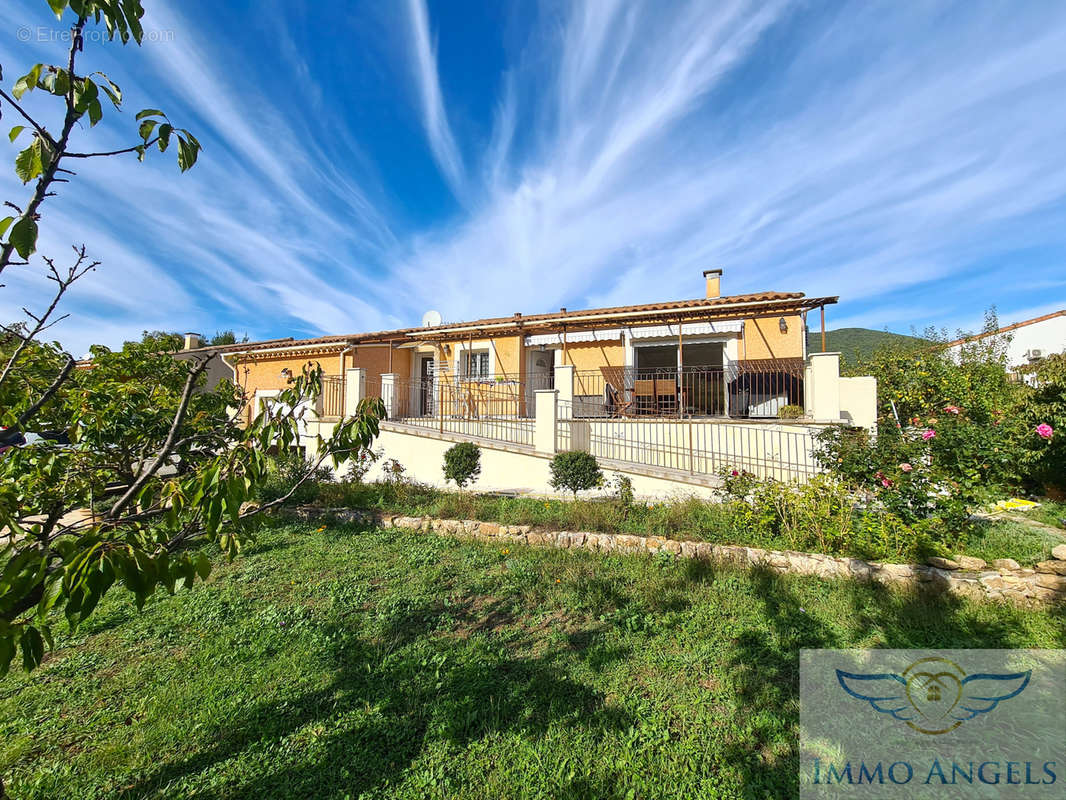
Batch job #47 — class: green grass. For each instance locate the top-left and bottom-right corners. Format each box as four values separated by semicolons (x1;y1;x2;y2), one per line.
317;481;1055;565
3;521;1063;799
964;519;1065;564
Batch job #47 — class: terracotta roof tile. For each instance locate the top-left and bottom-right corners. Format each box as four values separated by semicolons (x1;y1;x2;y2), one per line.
942;309;1065;347
223;290;836;355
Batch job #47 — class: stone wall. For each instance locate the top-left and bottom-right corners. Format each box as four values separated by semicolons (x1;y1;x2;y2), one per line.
283;508;1066;608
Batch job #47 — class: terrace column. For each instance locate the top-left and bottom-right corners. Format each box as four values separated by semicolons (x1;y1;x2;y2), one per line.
380;373;398;419
807;352;842;423
344;367;366;417
554;364;574;418
534;389;558;455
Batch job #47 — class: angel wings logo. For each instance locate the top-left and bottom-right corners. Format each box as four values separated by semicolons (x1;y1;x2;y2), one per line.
836;656;1031;735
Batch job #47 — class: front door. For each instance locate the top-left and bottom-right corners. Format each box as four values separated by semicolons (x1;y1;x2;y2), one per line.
419;356;434;416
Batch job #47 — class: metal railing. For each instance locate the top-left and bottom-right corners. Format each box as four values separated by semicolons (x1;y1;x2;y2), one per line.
321;375;346;418
382;375;535;447
572;361;804;419
556;399;821;481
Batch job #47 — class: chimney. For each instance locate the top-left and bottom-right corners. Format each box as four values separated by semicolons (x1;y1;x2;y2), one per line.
703;269;722;299
183;332;202;350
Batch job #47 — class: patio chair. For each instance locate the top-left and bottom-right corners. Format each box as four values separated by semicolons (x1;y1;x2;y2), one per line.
604;382;635;418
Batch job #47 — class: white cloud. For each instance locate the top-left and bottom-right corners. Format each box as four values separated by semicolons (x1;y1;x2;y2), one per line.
404;0;465;198
3;0;1066;357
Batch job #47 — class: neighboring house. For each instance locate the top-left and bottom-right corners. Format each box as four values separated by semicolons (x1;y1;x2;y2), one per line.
943;310;1066;373
222;270;839;424
173;333;295;390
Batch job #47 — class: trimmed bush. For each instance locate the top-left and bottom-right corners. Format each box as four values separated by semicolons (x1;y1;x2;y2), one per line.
443;442;482;490
549;451;603;497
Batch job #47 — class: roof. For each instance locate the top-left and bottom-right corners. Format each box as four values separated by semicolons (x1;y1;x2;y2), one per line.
943;309;1066;348
176;336;296;355
222;290;838;357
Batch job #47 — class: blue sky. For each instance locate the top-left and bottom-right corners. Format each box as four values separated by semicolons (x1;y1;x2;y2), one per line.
2;0;1065;355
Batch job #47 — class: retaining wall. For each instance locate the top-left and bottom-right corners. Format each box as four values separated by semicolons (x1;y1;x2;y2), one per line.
283;507;1066;608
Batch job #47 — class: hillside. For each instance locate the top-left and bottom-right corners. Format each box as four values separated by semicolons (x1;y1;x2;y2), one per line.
807;327;925;363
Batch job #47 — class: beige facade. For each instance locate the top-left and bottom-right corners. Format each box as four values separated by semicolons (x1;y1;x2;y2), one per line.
211;272;836;427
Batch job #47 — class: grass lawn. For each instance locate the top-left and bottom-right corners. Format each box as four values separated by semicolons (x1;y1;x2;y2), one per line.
2;521;1063;800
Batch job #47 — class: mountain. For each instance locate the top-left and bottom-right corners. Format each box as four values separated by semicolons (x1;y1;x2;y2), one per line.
807;327;926;363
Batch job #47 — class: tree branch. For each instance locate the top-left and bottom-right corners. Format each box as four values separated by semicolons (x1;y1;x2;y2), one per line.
0;246;97;392
0;90;54;146
64;137;159;159
16;356;74;428
105;357;210;520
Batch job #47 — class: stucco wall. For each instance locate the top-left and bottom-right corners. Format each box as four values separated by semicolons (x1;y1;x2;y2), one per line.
741;315;804;360
364;425;721;500
350;345;410;388
560;340;626;371
234;352;336;424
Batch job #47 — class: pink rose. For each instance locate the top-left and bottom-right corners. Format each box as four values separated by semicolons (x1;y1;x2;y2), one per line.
900;463;912;473
731;469;739;476
943;405;961;414
922;429;936;441
880;478;892;488
1036;423;1054;439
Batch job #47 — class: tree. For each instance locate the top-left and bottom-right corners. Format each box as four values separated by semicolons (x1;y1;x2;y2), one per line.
548;451;603;498
0;0;385;711
443;442;481;490
208;330;245;346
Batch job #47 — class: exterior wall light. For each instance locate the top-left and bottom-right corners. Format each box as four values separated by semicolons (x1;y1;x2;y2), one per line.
778;317;788;334
280;367;293;381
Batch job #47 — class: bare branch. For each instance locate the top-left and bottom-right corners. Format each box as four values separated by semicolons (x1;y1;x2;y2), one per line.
0;246;98;391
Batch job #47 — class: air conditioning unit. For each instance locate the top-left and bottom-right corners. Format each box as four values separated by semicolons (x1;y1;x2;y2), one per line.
1026;349;1044;361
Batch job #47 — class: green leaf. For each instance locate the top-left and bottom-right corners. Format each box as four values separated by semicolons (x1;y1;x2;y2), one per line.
9;216;38;258
92;71;123;107
0;635;15;677
194;553;212;581
20;626;45;672
138;119;158;142
136;108;165;121
176;136;200;172
48;0;68;18
0;216;13;237
9;125;26;142
156;123;172;152
88;98;103;127
13;64;43;100
36;578;64;618
15;139;44;183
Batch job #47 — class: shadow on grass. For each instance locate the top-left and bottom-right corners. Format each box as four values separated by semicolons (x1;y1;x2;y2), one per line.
722;567;1066;799
118;612;633;800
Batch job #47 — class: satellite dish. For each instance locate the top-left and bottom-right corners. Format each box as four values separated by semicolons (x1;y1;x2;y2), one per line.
421;310;443;328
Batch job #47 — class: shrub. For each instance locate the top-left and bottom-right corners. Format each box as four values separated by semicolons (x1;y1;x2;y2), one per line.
345;447;381;483
778;404;804;419
610;474;635;511
1019;354;1066;493
549;451;603;497
443;442;482;490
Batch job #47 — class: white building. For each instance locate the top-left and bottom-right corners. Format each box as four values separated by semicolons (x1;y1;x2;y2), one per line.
944;309;1066;371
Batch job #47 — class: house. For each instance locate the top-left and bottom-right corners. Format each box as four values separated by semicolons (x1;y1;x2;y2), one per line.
219;270;839;425
184;270;874;494
943;309;1066;374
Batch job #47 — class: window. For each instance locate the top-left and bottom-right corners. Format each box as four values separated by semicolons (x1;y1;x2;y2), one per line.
461;350;491;380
